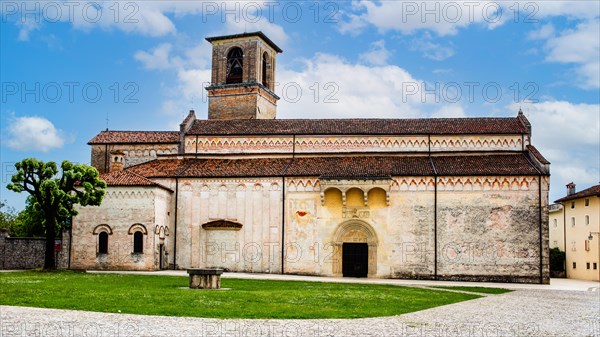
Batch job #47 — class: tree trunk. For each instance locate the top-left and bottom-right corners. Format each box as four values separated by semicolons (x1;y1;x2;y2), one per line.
43;216;56;270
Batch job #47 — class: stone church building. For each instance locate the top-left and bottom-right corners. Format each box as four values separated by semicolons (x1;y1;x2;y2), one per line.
71;32;551;283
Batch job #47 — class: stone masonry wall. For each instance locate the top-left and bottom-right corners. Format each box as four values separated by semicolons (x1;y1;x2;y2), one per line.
0;229;70;270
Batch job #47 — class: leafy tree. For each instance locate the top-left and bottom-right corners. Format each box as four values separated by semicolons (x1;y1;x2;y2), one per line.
13;196;72;237
0;200;19;234
550;247;566;272
7;159;106;269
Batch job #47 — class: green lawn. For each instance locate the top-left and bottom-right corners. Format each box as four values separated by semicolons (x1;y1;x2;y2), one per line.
0;271;483;319
429;286;513;294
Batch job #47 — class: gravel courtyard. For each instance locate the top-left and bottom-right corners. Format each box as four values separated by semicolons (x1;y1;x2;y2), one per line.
1;274;598;337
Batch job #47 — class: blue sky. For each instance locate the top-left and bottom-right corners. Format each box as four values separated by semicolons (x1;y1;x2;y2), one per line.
1;1;599;209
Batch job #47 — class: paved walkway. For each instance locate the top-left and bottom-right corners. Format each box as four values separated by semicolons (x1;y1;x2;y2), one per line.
1;272;599;336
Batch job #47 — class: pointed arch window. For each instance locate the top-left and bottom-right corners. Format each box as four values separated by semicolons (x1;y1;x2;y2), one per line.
226;47;243;84
262;52;269;87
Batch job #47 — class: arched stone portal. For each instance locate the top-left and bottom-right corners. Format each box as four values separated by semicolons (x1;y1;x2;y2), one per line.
332;220;378;277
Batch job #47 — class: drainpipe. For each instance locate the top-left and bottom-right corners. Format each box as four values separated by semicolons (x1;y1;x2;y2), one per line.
429;156;438;280
281;176;285;274
280;137;295;274
434;176;438;280
173;177;179;270
563;201;567;277
538;174;543;284
68;217;73;269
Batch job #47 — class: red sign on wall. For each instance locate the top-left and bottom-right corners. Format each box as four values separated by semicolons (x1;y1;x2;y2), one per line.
54;239;61;252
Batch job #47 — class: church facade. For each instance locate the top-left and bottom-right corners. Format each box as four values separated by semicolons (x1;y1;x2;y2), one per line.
71;32;551;283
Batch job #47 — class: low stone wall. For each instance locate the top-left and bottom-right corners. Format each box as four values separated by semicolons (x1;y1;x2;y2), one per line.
0;229;70;270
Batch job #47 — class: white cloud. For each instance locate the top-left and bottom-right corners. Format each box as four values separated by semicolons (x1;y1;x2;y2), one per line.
135;36;471;121
133;40;212;117
133;18;288;120
4;1;208;39
5;116;66;152
339;1;506;36
512;101;600;200
359;40;391;65
177;68;212;103
410;33;455;61
339;1;599;37
275;53;461;119
134;43;182;70
540;19;600;89
66;1;198;37
7;1;296;40
534;1;600;20
528;24;555;40
431;104;466;118
17;18;40;41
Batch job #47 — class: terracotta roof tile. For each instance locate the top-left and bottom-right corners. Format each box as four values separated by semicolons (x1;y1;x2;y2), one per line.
555;184;600;203
127;158;196;177
99;170;173;192
286;157;433;178
187;118;529;136
127;154;540;179
432;155;541;176
206;31;283;53
128;158;290;178
527;145;550;165
88;131;180;144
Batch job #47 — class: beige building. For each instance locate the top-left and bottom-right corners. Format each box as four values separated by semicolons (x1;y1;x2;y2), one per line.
550;183;600;281
71;32;551;283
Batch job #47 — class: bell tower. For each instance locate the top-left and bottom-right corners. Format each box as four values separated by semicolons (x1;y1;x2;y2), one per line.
205;32;282;120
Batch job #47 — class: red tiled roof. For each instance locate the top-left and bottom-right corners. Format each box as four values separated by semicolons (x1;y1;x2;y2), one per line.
127;158;198;178
527;145;550;165
287;156;434;178
88;131;180;144
187;118;530;136
206;31;283;53
555;184;600;203
431;155;541;176
99;170;173;192
127;154;541;179
129;158;290;178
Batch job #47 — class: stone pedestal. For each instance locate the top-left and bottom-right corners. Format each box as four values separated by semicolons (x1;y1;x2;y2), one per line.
187;268;224;289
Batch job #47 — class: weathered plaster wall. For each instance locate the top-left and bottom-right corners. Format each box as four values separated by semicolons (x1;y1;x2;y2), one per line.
436;176;548;283
70;174;549;283
283;177;436;279
71;186;170;270
176;178;283;273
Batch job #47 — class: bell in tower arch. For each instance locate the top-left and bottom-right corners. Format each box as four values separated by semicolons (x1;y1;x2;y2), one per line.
226;47;243;84
205;32;282;120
